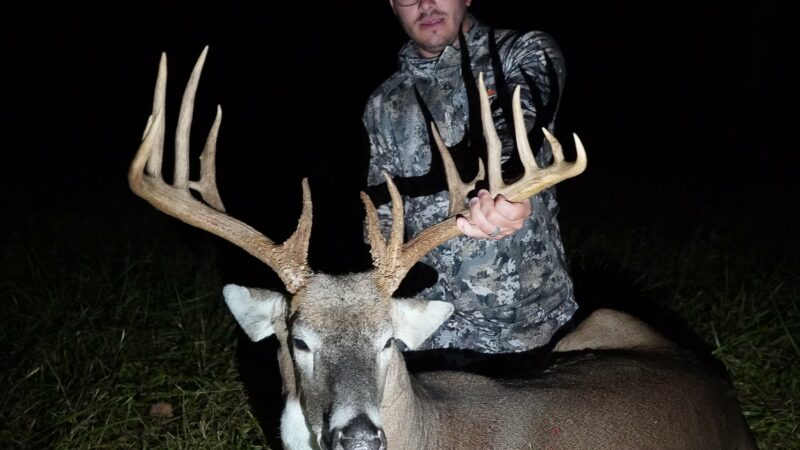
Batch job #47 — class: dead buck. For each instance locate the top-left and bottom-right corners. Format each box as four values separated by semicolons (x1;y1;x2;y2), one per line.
129;47;756;450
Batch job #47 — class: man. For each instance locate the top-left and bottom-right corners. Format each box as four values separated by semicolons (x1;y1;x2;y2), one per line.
362;0;574;353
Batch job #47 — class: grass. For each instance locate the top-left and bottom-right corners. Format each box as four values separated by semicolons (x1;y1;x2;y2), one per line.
1;187;797;448
0;200;266;449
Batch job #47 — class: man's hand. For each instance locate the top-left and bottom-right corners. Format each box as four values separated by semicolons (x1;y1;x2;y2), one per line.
456;189;532;240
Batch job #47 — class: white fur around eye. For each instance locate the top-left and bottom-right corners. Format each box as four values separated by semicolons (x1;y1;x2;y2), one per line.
293;350;314;375
290;329;320;374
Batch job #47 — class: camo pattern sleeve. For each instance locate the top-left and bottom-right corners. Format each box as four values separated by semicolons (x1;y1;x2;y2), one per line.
362;18;576;353
492;29;566;163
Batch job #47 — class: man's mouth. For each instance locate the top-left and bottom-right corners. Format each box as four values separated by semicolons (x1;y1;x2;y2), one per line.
418;15;445;27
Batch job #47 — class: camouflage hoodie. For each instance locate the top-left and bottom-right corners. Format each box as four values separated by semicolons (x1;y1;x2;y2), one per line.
362;17;576;353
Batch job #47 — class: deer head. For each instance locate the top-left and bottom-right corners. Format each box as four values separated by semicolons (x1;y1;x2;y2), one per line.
129;47;585;450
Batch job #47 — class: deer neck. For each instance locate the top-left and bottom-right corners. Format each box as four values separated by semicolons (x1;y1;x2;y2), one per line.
380;349;436;449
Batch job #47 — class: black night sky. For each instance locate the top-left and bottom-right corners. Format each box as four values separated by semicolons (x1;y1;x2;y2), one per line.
3;1;796;272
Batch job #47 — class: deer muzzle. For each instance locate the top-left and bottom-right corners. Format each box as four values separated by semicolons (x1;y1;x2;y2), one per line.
330;413;386;450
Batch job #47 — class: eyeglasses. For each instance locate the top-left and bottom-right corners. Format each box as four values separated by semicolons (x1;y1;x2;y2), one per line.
394;0;420;6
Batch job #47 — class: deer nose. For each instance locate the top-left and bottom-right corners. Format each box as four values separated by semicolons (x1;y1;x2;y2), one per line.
332;413;386;450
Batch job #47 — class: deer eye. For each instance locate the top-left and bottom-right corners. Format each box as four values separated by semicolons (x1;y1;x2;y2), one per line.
293;338;310;352
383;338;394;350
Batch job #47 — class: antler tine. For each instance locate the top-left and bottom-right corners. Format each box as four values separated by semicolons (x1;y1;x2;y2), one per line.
361;172;406;294
189;104;225;210
362;176;462;293
431;123;485;215
173;46;207;190
143;53;167;178
361;73;587;295
499;84;587;202
130;52;169;193
511;85;539;174
129;47;312;293
478;72;505;194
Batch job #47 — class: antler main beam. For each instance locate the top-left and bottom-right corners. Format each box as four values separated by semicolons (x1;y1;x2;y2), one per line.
363;73;586;294
129;47;312;293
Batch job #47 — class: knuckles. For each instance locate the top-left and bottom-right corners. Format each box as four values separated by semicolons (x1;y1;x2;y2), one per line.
463;190;531;239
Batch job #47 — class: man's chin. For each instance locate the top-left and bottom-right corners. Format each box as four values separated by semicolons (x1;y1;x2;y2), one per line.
413;32;456;56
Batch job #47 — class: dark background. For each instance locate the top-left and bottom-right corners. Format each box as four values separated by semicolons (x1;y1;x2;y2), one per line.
1;5;795;446
3;1;795;279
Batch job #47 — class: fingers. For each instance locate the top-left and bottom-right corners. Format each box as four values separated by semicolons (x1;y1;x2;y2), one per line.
456;190;532;240
493;193;532;222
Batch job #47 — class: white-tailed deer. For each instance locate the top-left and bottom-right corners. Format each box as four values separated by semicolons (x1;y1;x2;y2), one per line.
129;47;756;449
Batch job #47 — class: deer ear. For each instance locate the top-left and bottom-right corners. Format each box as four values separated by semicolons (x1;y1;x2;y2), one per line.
223;284;287;342
391;299;454;350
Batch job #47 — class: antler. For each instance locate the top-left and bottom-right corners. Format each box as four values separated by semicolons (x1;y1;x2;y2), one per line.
362;72;587;294
129;47;313;293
